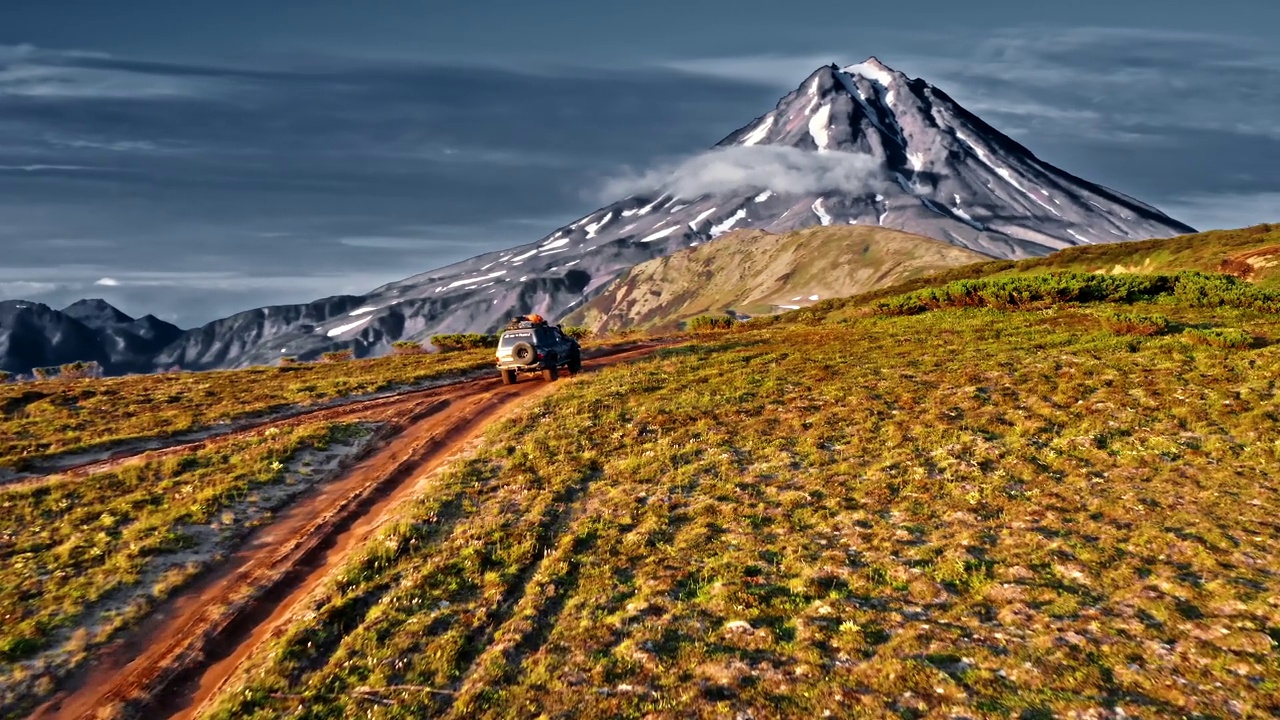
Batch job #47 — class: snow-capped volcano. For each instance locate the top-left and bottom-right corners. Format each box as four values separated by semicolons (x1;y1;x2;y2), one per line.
706;58;1191;255
2;58;1197;374
325;58;1191;346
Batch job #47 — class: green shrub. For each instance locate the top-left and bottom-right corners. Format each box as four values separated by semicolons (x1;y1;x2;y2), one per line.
1098;311;1171;336
430;333;498;352
1171;272;1280;311
1181;327;1254;349
321;349;355;363
686;314;737;332
391;340;427;355
738;315;782;330
0;635;40;662
874;271;1280;316
562;326;594;341
278;356;300;366
0;370;12;384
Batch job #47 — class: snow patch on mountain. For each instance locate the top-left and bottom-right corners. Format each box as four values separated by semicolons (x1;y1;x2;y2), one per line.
1067;229;1093;244
710;209;748;237
812;199;832;226
740;116;775;146
844;59;895;88
689;207;718;229
327;316;372;337
436;270;507;292
641;226;678;243
809;103;833;151
584;212;614;238
951;195;983;230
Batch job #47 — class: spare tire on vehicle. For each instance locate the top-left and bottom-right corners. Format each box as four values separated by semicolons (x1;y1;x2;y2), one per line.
511;341;535;363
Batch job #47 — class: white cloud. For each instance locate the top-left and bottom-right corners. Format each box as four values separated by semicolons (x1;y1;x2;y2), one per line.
47;137;167;153
0;164;104;172
0;281;60;295
1160;193;1280;232
0;43;108;63
0;44;233;99
337;236;434;249
94;277;121;286
889;26;1280;140
661;27;1280;141
661;54;845;87
43;238;114;248
421;145;575;168
601;145;885;201
0;64;224;99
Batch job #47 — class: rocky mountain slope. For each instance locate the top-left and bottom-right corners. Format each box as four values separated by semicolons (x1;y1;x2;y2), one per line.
564;225;990;332
1;57;1195;375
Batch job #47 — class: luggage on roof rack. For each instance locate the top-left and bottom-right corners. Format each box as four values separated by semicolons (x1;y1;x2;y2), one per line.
505;314;549;331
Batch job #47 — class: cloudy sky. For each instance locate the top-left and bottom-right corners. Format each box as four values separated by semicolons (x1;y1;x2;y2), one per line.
1;0;1277;326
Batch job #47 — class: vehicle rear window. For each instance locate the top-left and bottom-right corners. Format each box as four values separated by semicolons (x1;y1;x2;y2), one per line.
499;331;532;347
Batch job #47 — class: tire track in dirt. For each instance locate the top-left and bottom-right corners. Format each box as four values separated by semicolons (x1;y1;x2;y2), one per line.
4;341;668;494
27;342;671;720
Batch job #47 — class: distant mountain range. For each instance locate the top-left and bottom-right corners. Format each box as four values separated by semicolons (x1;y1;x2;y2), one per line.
0;299;182;376
0;57;1195;376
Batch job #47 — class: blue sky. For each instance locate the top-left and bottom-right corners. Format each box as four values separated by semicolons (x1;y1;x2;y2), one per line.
0;1;1277;325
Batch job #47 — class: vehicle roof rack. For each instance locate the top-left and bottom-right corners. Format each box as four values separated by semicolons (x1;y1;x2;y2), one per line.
505;314;549;330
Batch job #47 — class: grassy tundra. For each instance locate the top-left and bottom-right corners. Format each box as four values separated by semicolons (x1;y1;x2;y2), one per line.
206;263;1280;718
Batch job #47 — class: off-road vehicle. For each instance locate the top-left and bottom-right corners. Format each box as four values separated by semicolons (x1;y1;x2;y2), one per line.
495;315;581;384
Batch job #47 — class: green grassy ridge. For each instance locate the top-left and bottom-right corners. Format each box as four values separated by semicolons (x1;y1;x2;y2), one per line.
206;307;1280;719
872;271;1280;316
783;224;1280;322
1009;223;1280;285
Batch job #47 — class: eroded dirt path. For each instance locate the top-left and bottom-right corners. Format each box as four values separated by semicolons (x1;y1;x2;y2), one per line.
27;343;669;720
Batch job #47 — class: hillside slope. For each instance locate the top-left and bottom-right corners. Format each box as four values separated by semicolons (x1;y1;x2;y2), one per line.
203;279;1280;719
796;223;1280;319
565;225;989;332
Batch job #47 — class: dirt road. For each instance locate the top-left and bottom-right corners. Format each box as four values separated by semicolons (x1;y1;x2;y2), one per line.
6;341;659;493
27;342;669;720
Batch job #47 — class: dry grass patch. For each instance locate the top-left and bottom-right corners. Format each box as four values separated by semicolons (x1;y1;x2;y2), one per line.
1182;327;1255;349
0;350;492;470
1096;311;1171;336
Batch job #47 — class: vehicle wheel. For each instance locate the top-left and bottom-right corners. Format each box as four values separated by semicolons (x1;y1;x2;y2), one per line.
542;365;558;382
568;352;582;375
501;369;518;385
511;341;535;364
